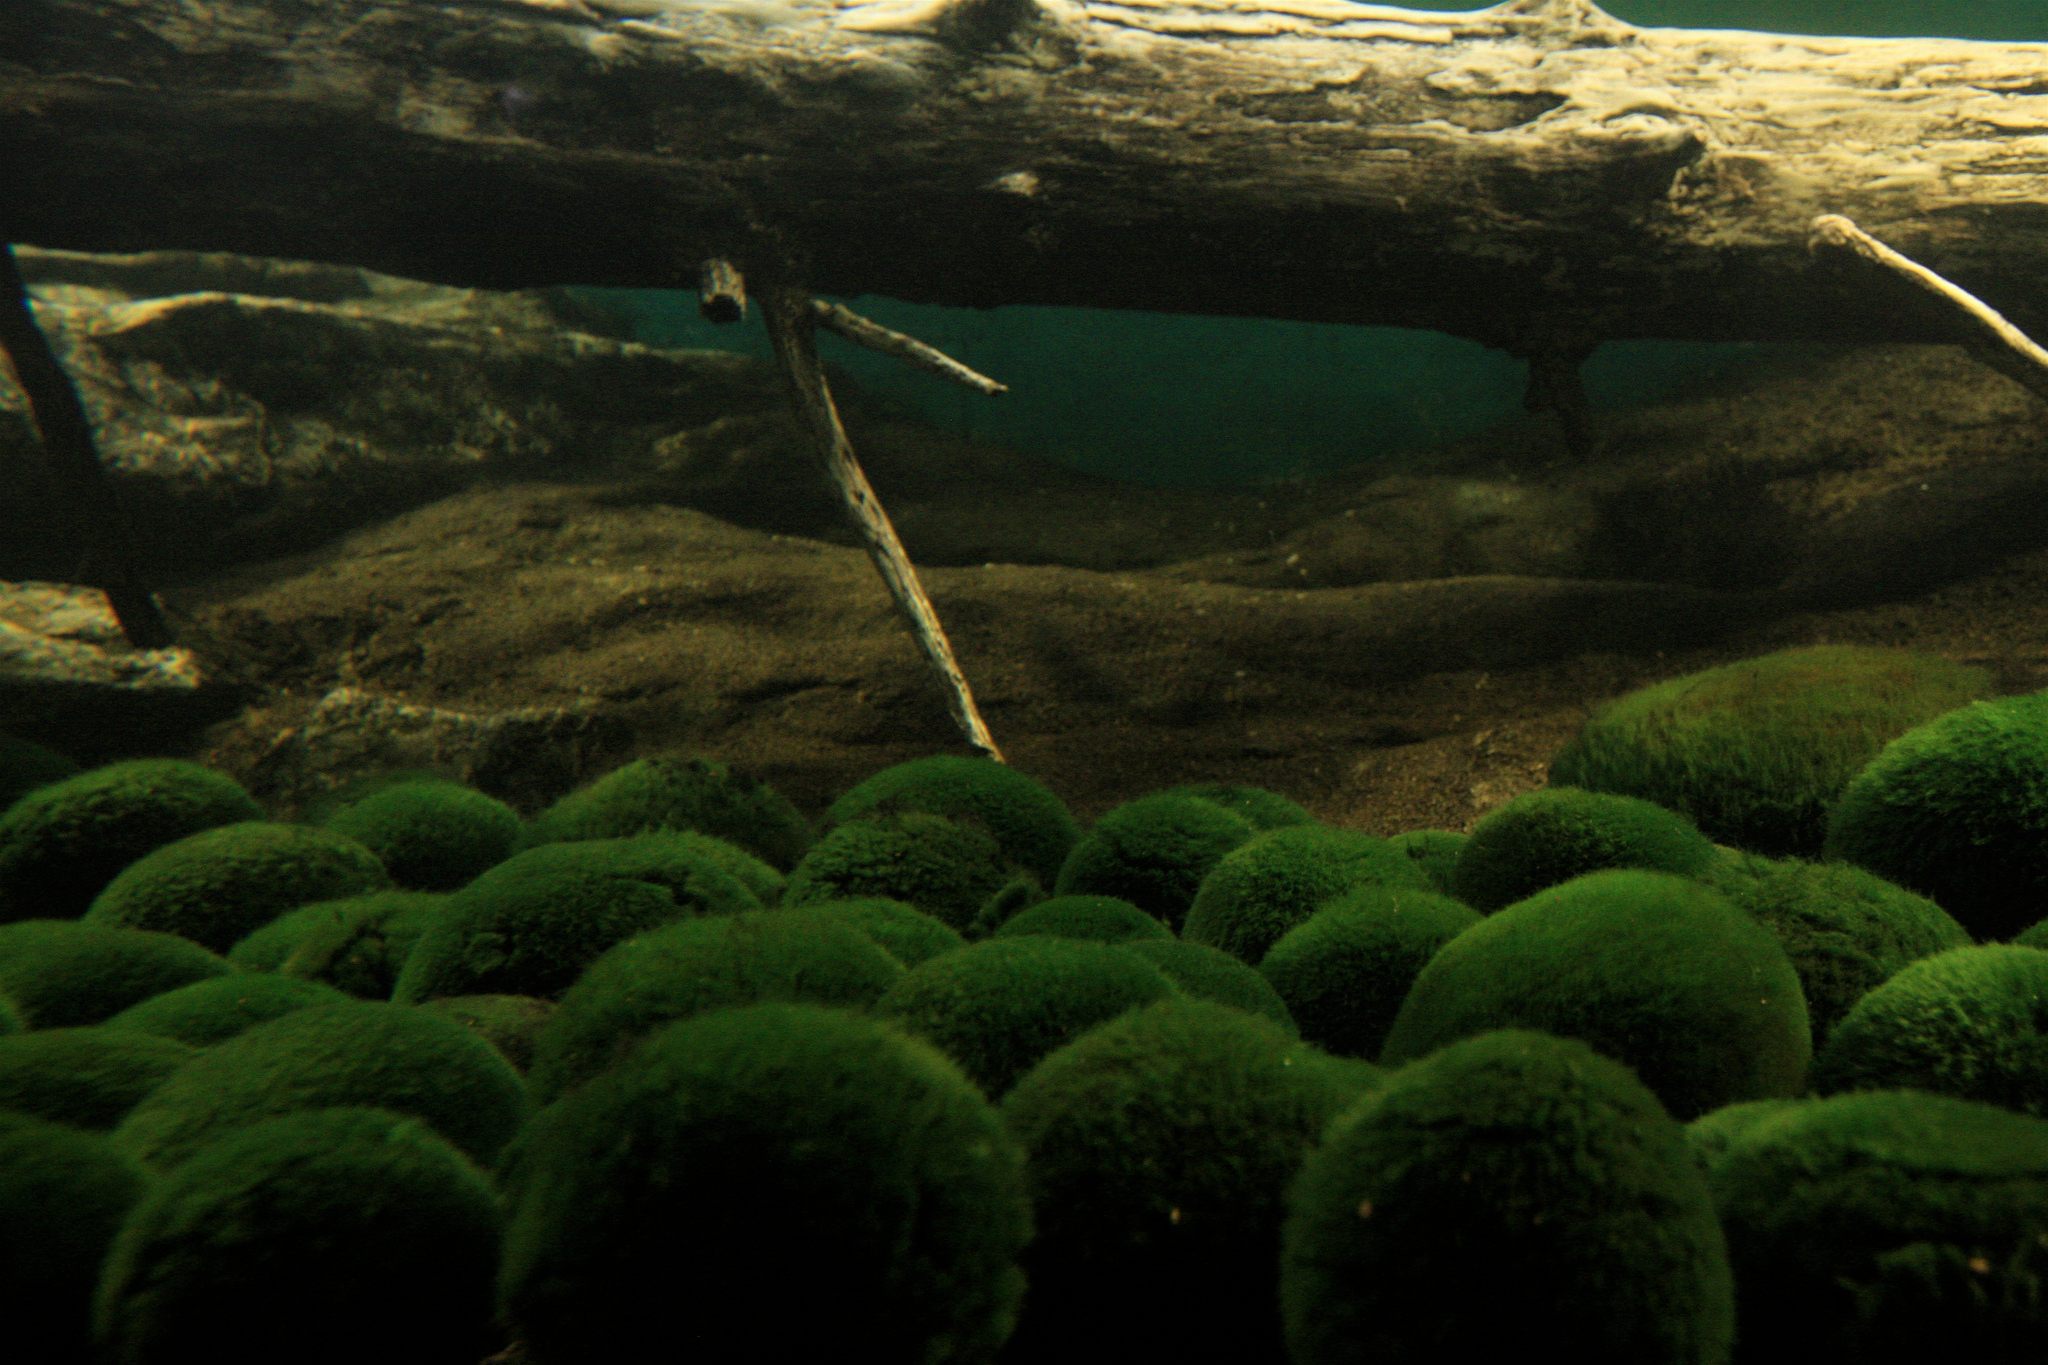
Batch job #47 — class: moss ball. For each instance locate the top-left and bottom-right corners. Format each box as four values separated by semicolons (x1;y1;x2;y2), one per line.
1258;884;1481;1060
1706;1090;2048;1365
100;973;350;1046
1701;852;1971;1047
992;893;1175;944
525;754;811;869
0;1112;148;1365
0;920;229;1027
1810;944;2048;1116
501;1003;1030;1365
474;833;765;917
826;754;1078;886
1824;690;2048;940
83;821;391;953
526;907;903;1103
1282;1029;1733;1365
1551;645;1989;857
0;760;263;921
392;866;688;1004
1000;999;1379;1363
1382;870;1810;1119
1182;825;1431;965
1449;786;1716;913
0;732;80;812
875;937;1176;1097
784;812;1014;932
1386;829;1467;896
0;992;18;1035
1165;782;1316;830
416;994;555;1072
0;1028;196;1128
114;1000;529;1169
318;777;521;890
1121;938;1298;1034
1685;1098;1810;1172
225;890;445;999
95;1107;503;1365
1052;792;1255;929
790;896;966;967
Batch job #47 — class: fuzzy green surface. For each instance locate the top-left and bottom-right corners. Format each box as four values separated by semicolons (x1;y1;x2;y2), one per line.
1120;938;1298;1033
0;732;80;812
825;754;1078;886
0;920;229;1027
114;1000;529;1169
1706;1090;2048;1365
392;866;686;1004
992;893;1175;944
1684;1098;1811;1174
0;760;262;922
226;890;446;998
96;1106;503;1365
1824;690;2048;940
784;812;1014;932
1182;824;1432;965
524;754;812;869
1052;792;1254;929
1000;999;1379;1364
1382;870;1810;1120
526;907;904;1103
1811;944;2048;1116
83;821;391;954
1386;829;1467;897
1550;645;1989;857
1258;884;1480;1060
0;1028;196;1129
501;1003;1030;1365
1165;782;1316;830
100;973;350;1046
1283;1029;1733;1365
0;992;17;1035
875;937;1176;1097
472;832;764;915
319;778;521;890
789;895;967;966
1702;852;1971;1047
417;994;555;1072
0;1112;148;1365
1449;786;1716;913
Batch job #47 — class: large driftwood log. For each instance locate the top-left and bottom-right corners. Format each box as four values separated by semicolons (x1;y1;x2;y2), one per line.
5;0;2048;354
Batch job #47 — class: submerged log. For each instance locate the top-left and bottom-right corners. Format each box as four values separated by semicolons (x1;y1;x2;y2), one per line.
4;0;2048;354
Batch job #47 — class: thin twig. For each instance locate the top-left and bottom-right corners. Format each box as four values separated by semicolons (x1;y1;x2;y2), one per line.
811;300;1008;396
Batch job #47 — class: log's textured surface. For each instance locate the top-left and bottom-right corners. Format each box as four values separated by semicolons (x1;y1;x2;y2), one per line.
4;0;2048;349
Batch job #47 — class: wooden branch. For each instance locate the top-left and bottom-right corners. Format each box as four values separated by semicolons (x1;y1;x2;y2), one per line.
6;1;2048;350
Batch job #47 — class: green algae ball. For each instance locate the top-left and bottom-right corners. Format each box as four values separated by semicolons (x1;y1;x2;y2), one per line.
84;821;390;953
1551;645;1990;857
1449;785;1716;912
0;920;229;1027
1166;782;1315;830
1382;870;1809;1119
1122;937;1297;1033
526;907;904;1103
416;994;555;1072
1052;792;1255;929
0;991;18;1035
0;1027;196;1128
1825;690;2048;940
1282;1029;1733;1365
0;1112;148;1365
1685;1097;1811;1173
96;1107;502;1365
478;832;767;916
100;973;349;1046
226;890;445;998
876;936;1176;1097
1000;999;1379;1363
1386;828;1467;896
0;760;262;921
784;812;1015;932
1258;883;1480;1060
318;777;521;890
1701;852;1970;1047
0;732;80;812
826;753;1078;886
525;753;811;869
992;893;1175;944
115;1000;528;1169
1182;824;1431;965
501;1003;1030;1365
789;895;966;967
1706;1090;2048;1365
1811;944;2048;1115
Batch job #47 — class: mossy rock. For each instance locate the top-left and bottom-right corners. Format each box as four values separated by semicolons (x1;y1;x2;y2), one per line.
0;920;229;1027
784;812;1015;933
526;907;903;1103
0;1112;148;1365
100;973;350;1046
1382;870;1810;1120
1165;782;1316;830
225;891;446;999
0;760;262;921
1282;1029;1733;1365
1385;829;1467;897
318;777;522;890
0;1028;197;1129
500;1003;1030;1365
84;821;391;954
992;894;1175;945
114;1000;529;1169
525;754;812;870
0;732;80;813
1257;884;1480;1060
1000;999;1379;1363
826;754;1078;886
1052;792;1255;930
787;896;966;967
416;994;556;1072
1121;938;1297;1034
1449;786;1716;913
95;1107;503;1365
1182;825;1431;965
471;833;765;918
1824;690;2048;940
